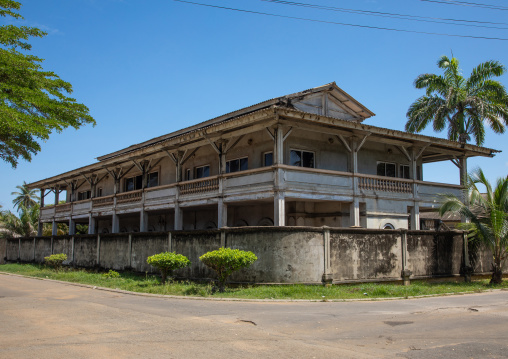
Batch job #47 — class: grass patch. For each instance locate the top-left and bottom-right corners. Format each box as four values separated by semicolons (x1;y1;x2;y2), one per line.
1;263;507;300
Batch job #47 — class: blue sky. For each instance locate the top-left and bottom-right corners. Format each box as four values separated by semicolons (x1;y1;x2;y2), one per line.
1;0;507;211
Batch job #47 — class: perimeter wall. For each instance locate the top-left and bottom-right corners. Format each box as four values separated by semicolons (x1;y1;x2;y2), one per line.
2;227;494;284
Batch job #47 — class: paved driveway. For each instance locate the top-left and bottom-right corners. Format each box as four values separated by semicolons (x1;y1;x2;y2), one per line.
1;274;507;358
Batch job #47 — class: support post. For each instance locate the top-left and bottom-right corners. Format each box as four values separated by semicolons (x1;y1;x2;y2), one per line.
322;226;333;285
220;229;226;248
51;220;58;236
174;203;183;230
96;234;101;267
88;214;96;234
350;198;360;227
140;209;148;232
37;222;43;237
410;204;420;230
218;198;227;228
68;218;76;235
462;231;473;282
54;186;60;205
400;229;412;286
112;213;119;233
128;234;133;268
167;232;172;252
274;192;285;226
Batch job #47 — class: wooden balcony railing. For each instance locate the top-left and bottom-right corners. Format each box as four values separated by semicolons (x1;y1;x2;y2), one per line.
180;177;219;195
116;190;142;204
358;175;413;194
55;203;72;213
92;196;114;207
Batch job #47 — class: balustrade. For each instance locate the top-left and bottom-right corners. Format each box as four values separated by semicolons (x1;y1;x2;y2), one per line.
180;178;219;195
358;175;413;194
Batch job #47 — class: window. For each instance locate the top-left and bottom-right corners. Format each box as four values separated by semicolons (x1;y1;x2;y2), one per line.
226;157;248;173
125;172;158;191
97;187;103;197
147;172;159;188
377;162;396;177
185;168;191;181
399;165;410;179
290;150;314;168
195;165;210;179
264;152;273;166
78;190;91;201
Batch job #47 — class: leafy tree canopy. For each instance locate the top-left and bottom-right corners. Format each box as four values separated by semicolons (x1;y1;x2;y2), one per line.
405;55;508;146
0;0;95;168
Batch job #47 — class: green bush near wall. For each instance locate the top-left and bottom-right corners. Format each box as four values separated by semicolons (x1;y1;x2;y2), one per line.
200;248;257;292
44;253;67;272
147;252;191;284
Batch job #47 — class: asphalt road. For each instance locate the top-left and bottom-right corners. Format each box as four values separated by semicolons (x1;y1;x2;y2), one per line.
1;274;507;359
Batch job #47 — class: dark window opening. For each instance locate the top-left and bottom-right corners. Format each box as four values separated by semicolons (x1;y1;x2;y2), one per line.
290;150;314;168
264;152;273;166
377;162;396;177
226;157;248;173
195;165;210;179
78;190;91;201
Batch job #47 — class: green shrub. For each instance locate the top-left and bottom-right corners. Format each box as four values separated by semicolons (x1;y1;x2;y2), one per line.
199;248;257;292
103;269;120;279
146;252;191;284
44;253;67;272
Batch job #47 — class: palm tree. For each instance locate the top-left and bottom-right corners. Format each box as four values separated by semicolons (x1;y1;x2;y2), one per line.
439;168;508;284
406;56;508;146
11;181;39;212
0;204;39;238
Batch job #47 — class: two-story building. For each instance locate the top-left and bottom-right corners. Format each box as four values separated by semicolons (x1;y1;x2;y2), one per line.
29;82;499;235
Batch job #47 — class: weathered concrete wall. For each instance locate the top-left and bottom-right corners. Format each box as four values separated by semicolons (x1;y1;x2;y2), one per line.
34;237;52;263
173;230;219;279
0;237;5;264
73;235;98;267
52;236;73;265
19;238;35;262
3;228;483;284
330;229;402;281
229;227;324;283
407;232;462;277
130;232;168;272
6;239;19;262
99;234;130;270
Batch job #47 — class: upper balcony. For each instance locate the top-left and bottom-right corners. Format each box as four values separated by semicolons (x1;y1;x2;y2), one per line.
39;165;462;221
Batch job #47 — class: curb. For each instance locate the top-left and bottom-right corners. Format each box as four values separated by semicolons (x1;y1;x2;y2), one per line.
0;271;504;303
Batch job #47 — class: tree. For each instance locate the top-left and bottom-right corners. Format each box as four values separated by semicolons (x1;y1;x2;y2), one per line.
405;55;508;146
439;168;508;284
0;203;39;238
11;180;39;211
0;0;95;168
199;248;257;292
146;252;191;284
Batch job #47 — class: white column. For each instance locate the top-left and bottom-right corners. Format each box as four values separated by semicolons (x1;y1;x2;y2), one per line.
140;209;148;232
112;213;119;233
218;198;227;228
68;218;75;235
88;214;96;234
274;192;285;226
410;204;420;230
174;204;183;230
52;220;58;236
350;198;360;227
274;126;284;165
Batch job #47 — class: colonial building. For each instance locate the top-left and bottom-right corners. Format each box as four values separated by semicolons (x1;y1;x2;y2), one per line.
29;83;499;235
